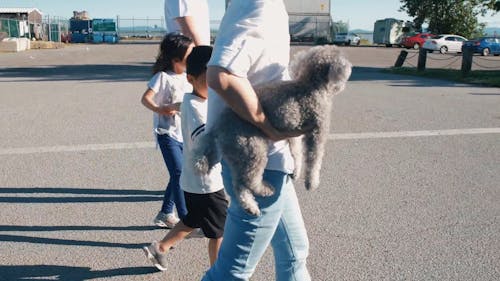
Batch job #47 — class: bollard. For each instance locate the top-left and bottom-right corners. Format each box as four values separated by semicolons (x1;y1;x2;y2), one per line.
394;50;408;67
461;47;473;76
417;48;427;72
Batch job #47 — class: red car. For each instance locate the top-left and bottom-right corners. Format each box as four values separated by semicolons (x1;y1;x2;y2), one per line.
401;33;435;49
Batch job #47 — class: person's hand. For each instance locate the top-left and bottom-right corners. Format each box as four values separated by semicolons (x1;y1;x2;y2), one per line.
260;122;310;142
158;102;182;115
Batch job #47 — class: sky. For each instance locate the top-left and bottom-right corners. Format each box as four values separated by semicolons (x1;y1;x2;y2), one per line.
1;0;499;30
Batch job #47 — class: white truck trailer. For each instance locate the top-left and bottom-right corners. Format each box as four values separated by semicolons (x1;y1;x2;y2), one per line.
373;18;413;47
225;0;332;43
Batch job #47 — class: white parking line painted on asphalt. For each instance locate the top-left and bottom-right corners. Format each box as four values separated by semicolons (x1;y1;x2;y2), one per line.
0;142;155;155
329;128;500;140
1;128;499;156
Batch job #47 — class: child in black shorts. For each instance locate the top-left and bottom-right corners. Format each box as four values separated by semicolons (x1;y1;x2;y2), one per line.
143;45;228;271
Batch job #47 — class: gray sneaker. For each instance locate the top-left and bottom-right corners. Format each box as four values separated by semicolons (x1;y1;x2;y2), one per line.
143;241;168;271
186;228;205;239
153;212;179;228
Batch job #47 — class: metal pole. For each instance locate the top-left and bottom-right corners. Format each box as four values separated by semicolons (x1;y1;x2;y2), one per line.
48;16;52;42
461;47;473;76
58;21;61;42
417;47;427;72
394;50;408;67
116;15;120;37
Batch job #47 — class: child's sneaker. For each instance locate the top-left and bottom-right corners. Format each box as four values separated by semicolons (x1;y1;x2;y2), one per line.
153;212;179;228
143;241;168;271
186;228;205;239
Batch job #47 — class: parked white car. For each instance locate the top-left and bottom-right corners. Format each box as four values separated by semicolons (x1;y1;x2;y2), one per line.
422;34;467;54
333;32;361;46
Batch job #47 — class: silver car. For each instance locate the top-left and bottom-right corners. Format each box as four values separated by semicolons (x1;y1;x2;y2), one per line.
422;34;467;54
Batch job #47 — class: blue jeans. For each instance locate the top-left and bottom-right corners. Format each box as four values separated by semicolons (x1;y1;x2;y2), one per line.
157;134;187;219
202;162;311;281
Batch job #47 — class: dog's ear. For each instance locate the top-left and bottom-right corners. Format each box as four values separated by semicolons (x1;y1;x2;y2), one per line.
290;46;332;84
288;48;311;81
328;52;352;94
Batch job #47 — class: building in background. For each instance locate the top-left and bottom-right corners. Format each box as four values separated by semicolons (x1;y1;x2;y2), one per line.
0;7;43;39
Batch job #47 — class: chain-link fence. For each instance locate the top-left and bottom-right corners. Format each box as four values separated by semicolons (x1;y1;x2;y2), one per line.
0;18;26;39
0;16;68;42
116;17;165;38
43;16;69;42
116;17;221;42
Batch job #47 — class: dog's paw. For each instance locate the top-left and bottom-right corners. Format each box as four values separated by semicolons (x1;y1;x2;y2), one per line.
193;156;209;175
251;181;274;197
305;176;320;190
239;189;261;217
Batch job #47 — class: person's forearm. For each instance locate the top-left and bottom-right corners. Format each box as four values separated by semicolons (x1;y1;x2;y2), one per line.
207;66;282;140
176;16;203;46
141;89;179;115
141;89;161;113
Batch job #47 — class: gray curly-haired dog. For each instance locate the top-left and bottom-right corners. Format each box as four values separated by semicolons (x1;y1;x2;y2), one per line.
192;45;352;216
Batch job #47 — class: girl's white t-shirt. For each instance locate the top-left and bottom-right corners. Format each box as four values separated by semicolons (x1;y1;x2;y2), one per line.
164;0;211;45
180;93;224;194
148;71;192;142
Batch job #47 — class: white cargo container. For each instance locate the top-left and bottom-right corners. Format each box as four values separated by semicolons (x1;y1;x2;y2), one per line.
225;0;332;43
373;18;413;47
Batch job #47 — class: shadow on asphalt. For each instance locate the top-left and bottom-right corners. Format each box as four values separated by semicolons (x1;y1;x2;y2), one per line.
0;225;157;232
0;265;157;281
0;65;478;87
351;67;479;88
0;187;163;195
0;187;163;203
0;234;148;249
0;64;152;82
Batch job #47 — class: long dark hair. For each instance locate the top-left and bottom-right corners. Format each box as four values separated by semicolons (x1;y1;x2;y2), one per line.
152;33;193;74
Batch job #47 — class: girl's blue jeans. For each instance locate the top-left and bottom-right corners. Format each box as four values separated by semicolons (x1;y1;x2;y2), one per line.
157;134;187;219
202;162;311;281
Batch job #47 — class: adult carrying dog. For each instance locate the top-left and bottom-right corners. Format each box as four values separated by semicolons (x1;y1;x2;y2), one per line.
201;0;311;280
193;45;352;217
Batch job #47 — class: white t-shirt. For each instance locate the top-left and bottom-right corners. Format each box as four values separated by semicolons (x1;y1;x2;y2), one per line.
180;93;224;194
148;71;192;142
206;0;294;173
164;0;211;45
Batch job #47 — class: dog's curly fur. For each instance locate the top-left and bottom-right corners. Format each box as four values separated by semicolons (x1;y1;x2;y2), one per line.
192;45;352;216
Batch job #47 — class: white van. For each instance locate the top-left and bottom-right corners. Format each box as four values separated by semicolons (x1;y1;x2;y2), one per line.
333;32;361;46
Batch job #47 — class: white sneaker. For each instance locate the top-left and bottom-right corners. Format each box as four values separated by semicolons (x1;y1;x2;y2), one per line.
153;212;179;228
143;241;168;271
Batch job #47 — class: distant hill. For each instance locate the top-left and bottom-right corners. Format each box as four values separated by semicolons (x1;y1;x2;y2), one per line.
350;29;372;34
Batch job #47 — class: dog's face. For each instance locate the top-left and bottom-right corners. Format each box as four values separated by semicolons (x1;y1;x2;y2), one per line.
327;49;352;94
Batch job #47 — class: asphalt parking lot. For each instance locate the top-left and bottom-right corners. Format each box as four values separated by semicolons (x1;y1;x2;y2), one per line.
0;42;499;281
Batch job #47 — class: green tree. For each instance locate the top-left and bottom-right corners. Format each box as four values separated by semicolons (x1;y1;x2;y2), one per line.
399;0;493;38
483;0;500;11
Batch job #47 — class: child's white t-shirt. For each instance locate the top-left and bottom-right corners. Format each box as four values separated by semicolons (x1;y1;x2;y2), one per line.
148;71;192;142
180;93;224;194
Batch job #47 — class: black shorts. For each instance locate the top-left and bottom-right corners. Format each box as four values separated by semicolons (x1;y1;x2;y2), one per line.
182;189;228;239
